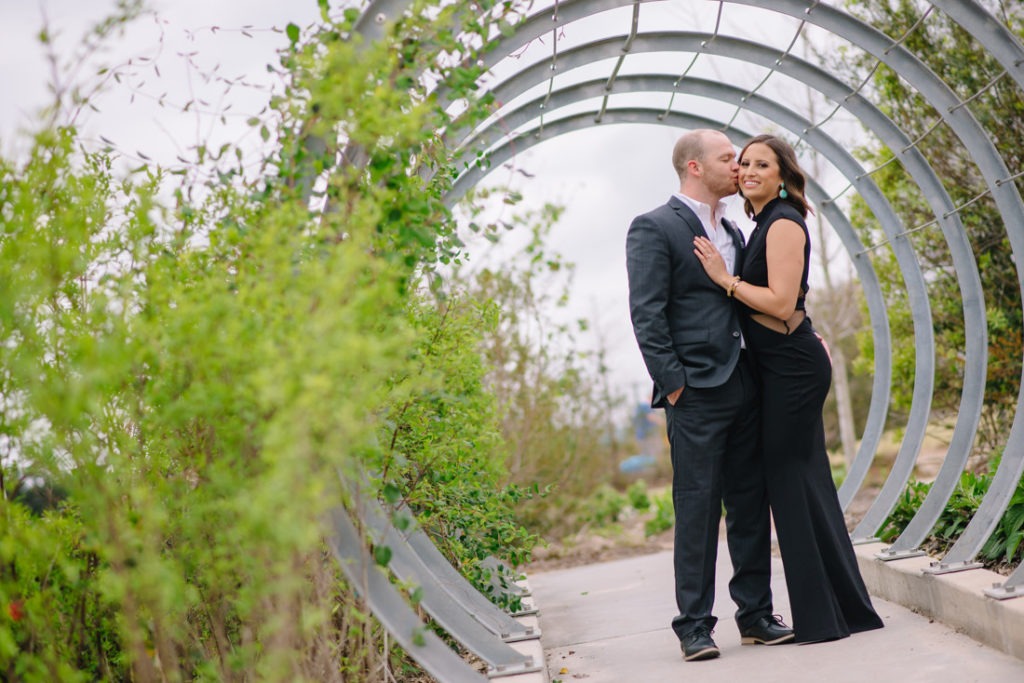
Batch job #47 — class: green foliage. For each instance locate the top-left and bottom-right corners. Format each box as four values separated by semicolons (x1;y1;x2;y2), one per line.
581;485;629;529
879;462;1024;569
0;2;541;681
831;461;847;489
375;292;539;609
644;490;675;538
838;1;1024;459
458;203;630;539
627;480;651;512
988;484;1024;564
3;117;378;682
878;480;932;544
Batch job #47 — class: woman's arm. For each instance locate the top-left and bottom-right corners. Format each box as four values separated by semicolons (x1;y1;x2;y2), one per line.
693;219;806;320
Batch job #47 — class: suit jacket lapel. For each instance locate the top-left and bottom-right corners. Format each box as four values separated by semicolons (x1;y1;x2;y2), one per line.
722;218;744;248
667;196;708;239
668;197;745;274
722;218;745;276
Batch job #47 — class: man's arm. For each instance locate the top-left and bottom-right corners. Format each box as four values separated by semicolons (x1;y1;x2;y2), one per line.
626;214;687;400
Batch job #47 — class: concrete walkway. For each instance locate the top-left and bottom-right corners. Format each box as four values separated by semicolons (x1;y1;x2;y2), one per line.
529;548;1024;683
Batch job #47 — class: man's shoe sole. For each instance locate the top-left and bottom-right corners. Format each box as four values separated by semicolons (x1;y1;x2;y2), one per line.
740;633;795;646
683;646;721;661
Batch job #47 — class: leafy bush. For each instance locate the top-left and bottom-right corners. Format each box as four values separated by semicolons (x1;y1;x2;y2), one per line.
581;485;629;529
454;204;630;540
644;490;675;538
0;3;539;681
878;480;932;543
376;293;538;607
879;463;1024;570
627;480;651;512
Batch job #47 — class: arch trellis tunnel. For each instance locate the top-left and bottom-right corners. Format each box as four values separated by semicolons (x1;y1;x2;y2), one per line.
331;2;1024;680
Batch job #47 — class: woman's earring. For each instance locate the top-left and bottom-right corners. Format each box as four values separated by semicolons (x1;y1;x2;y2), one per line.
779;182;789;199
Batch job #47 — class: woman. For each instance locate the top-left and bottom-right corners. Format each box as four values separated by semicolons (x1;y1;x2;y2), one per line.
692;134;884;643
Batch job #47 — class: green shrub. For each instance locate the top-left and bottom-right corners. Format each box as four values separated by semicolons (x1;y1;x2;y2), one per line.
831;461;847;489
377;293;538;608
582;484;628;528
627;480;651;511
878;480;932;543
879;462;1024;570
0;3;537;680
461;211;631;540
645;490;675;537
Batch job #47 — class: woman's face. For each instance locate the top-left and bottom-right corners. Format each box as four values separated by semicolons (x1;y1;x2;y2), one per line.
738;142;783;207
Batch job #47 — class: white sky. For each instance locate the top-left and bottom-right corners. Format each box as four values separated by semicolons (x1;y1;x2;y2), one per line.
1;0;860;411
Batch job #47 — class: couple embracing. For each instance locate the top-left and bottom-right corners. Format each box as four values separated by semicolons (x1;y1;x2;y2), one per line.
625;129;884;661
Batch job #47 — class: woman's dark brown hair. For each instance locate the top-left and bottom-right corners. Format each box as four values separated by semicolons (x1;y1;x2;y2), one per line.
739;134;812;219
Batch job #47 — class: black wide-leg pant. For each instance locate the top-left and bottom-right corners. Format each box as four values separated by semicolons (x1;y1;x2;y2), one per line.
747;317;884;643
665;354;773;640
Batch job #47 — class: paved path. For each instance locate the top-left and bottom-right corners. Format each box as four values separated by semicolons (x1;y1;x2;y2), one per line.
529;548;1024;683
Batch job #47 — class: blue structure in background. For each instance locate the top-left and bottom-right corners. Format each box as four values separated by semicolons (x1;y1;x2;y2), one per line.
632;401;654;442
622;402;659;474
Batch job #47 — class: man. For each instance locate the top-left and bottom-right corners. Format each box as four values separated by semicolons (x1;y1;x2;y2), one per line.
625;129;793;661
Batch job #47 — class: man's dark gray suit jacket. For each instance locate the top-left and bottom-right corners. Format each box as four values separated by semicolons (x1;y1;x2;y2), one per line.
626;195;746;409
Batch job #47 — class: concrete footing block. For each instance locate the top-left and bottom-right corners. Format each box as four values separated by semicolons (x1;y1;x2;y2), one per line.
500;636;546;682
856;542;1024;661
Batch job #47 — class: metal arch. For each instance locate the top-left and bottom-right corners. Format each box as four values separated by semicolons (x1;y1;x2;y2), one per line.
726;0;1024;574
456;0;1024;572
446;108;892;491
928;0;1024;92
326;507;489;683
442;0;997;544
466;28;987;536
351;0;408;43
351;0;1024;576
361;0;1024;105
461;34;900;509
457;74;937;537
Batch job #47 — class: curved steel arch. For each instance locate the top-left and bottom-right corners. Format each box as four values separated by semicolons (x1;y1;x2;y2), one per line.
353;0;1024;588
452;70;937;528
440;0;1021;558
447;109;890;422
729;0;1024;575
454;74;937;536
461;27;987;551
463;0;1024;572
929;0;1024;92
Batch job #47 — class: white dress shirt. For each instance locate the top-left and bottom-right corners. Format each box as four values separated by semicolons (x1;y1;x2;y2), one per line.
674;192;738;275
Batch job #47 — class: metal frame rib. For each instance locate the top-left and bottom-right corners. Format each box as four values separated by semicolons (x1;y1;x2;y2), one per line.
345;7;1024;649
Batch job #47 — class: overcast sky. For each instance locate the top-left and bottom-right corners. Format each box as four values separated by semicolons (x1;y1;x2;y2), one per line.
2;1;858;410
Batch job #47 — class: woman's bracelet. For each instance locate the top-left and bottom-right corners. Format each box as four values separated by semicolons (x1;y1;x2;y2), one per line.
726;276;742;298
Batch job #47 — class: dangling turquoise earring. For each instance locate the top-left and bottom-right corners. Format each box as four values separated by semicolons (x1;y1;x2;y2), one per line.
779;182;789;199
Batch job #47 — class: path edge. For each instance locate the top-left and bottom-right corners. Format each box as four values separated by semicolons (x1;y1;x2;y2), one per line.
856;542;1024;661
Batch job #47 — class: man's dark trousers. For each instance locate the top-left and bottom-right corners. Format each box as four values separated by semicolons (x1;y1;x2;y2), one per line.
665;351;772;639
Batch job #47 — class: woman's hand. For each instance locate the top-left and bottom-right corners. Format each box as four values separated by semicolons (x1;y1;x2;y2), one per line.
815;331;833;364
693;236;730;287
